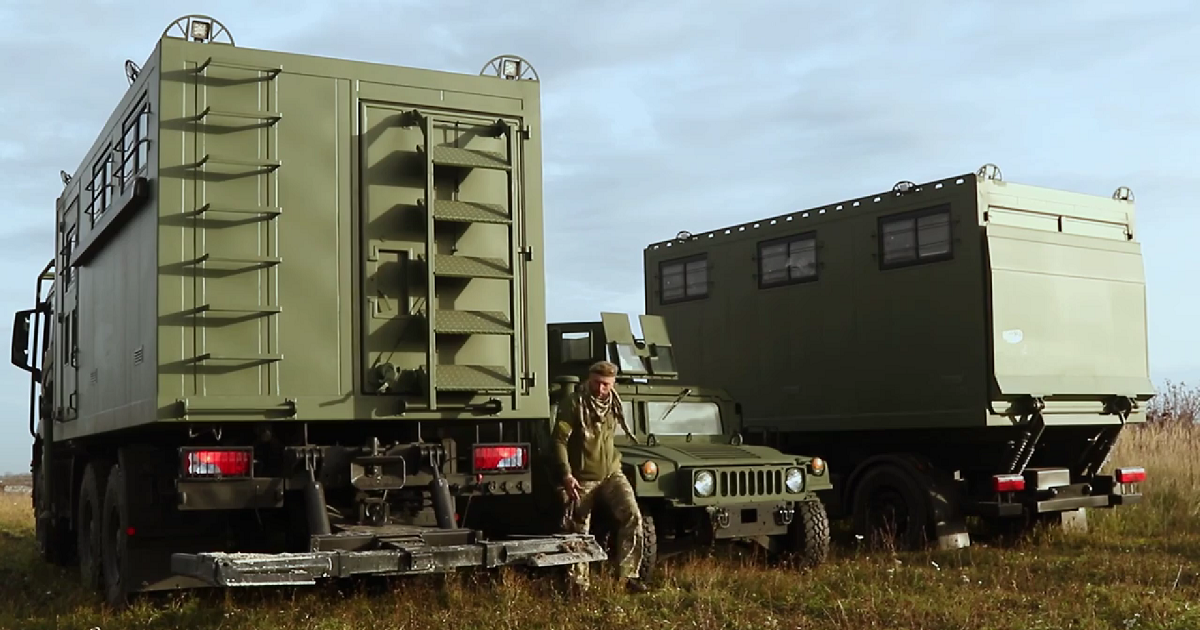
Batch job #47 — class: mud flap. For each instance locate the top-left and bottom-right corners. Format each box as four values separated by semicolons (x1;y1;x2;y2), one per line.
170;534;607;588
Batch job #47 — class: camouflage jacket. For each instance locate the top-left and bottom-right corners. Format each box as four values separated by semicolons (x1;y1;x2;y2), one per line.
551;389;623;483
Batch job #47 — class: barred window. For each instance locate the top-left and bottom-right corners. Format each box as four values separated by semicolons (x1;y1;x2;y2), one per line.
660;255;707;303
120;100;151;187
880;206;952;268
89;149;112;223
62;224;77;289
759;233;817;287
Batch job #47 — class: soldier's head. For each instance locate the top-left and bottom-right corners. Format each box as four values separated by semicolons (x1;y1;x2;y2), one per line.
586;360;618;399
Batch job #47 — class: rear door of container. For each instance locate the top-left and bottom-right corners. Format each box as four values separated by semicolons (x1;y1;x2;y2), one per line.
983;185;1154;417
358;101;531;412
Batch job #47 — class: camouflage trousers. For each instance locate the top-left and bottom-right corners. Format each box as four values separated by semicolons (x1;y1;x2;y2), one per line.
562;471;643;588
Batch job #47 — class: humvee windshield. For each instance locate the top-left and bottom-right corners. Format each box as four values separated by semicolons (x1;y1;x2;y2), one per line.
646;401;722;436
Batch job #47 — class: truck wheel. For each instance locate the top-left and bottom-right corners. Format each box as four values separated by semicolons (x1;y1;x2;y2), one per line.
638;513;658;582
76;463;105;591
100;463;132;608
851;463;930;550
789;500;830;568
34;466;74;566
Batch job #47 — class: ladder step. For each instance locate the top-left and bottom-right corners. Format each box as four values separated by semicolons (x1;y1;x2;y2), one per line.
432;365;514;392
196;57;283;77
194;254;282;267
434;310;513;335
191;304;282;315
430;200;511;225
433;255;510;279
195;154;281;171
194;203;282;217
197;106;282;123
193;353;283;364
427;146;510;171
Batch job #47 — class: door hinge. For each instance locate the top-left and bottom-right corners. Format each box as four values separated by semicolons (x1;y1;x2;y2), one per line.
519;246;533;262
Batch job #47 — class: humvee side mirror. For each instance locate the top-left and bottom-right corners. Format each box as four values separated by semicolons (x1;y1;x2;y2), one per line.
11;309;35;374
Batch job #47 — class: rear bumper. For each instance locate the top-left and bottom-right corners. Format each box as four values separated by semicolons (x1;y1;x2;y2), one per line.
170;533;606;587
971;492;1142;518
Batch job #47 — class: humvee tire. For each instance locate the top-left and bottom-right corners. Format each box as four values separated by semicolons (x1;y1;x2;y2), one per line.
790;500;830;568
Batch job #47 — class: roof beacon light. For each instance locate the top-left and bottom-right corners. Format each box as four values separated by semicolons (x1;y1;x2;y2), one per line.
502;58;521;79
190;19;212;41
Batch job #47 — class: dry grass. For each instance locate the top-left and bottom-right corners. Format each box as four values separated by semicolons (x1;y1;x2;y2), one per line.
1;384;1199;629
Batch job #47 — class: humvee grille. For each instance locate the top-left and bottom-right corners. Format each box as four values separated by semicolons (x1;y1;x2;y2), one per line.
719;469;784;498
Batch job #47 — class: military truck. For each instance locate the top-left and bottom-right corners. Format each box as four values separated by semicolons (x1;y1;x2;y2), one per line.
9;15;606;607
641;164;1151;549
537;312;831;577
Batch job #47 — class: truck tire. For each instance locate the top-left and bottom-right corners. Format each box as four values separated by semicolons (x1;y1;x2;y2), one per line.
789;499;830;568
851;463;931;550
101;463;132;608
76;463;105;591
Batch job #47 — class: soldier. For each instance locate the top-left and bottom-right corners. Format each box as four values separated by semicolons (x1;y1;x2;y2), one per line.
553;360;648;594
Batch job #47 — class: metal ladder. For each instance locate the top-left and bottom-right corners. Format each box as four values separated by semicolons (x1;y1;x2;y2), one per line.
187;56;285;381
410;110;527;410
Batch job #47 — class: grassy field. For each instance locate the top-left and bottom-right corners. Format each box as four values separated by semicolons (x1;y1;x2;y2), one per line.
0;382;1196;630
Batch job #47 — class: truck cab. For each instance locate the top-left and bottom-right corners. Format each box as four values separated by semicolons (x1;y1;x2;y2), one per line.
543;312;832;575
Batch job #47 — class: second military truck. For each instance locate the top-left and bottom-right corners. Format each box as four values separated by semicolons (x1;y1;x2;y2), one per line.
540;312;831;576
10;15;605;607
642;165;1152;549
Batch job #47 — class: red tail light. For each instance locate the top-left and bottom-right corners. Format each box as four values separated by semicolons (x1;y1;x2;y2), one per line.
181;448;252;478
1115;466;1146;484
473;444;529;473
992;474;1025;493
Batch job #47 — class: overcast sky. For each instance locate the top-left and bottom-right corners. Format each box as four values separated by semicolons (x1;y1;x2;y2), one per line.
0;1;1196;473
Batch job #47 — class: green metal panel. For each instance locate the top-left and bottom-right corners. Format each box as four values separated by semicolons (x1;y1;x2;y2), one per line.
638;314;678;377
980;179;1154;403
357;103;526;408
643;174;987;432
51;33;547;440
45;42;163;440
642;170;1152;435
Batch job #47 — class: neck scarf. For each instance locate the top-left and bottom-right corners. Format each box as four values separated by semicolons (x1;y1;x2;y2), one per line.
577;382;637;443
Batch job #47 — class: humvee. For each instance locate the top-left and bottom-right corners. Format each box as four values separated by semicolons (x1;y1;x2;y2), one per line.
537;312;832;577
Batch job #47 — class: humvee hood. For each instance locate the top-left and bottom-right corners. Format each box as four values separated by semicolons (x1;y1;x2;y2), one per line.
618;442;795;467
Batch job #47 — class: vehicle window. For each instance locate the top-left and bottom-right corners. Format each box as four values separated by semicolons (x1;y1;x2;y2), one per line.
560;331;592;363
759;232;817;287
646;401;722;435
880;206;952;267
660;255;708;303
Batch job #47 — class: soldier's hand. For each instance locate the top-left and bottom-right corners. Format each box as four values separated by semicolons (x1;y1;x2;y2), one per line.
562;475;581;502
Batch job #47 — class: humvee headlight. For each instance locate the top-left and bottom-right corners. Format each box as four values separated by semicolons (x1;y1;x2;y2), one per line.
809;457;826;476
785;467;805;493
693;470;715;497
640;460;659;481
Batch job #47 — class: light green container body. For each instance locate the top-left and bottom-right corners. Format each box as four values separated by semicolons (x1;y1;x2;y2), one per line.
52;35;547;442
